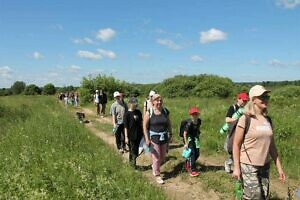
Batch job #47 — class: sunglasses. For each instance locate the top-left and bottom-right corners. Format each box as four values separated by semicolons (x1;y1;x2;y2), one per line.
258;95;270;101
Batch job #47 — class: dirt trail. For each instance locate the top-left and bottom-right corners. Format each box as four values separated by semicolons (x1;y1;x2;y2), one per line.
79;107;295;200
81;107;220;200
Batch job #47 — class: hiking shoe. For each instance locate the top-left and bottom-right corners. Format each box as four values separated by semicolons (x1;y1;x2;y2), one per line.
185;161;191;172
190;171;199;177
224;160;231;173
156;176;164;184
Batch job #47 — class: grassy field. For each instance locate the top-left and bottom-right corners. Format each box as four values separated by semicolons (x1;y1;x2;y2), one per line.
0;96;166;199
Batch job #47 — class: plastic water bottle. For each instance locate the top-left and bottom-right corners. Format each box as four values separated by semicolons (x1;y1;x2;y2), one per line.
235;181;243;200
219;107;245;134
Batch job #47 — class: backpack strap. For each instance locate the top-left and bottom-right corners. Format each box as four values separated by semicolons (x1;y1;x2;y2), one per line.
148;107;168;118
265;116;273;129
233;104;237;113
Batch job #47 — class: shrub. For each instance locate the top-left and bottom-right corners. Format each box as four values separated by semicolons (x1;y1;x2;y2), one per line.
11;81;26;95
24;84;42;95
43;83;56;95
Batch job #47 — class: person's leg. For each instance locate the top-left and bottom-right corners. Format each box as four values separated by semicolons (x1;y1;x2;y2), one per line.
258;163;270;199
159;143;167;165
96;103;100;115
151;142;161;176
131;139;140;167
119;124;126;150
241;163;264;200
128;141;134;165
115;125;122;151
102;103;106;116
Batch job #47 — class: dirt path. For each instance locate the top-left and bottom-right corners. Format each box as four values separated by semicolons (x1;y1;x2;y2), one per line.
79;107;296;200
81;107;220;200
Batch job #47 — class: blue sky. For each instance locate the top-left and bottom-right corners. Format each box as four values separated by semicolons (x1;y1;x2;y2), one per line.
1;0;300;87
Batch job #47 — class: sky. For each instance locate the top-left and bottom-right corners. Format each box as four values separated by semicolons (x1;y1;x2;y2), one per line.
1;0;300;88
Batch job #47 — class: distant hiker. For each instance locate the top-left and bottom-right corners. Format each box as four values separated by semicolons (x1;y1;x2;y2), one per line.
183;107;202;177
143;90;156;116
232;85;286;199
143;94;172;184
94;90;100;116
98;89;107;117
74;92;79;107
223;92;249;173
124;97;143;168
110;91;128;153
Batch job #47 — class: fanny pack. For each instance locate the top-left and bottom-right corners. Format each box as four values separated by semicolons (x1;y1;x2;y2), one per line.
149;130;168;141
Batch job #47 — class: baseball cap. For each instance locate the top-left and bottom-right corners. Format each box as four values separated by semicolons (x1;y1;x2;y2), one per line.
149;90;156;97
96;90;99;93
128;97;138;105
237;92;249;101
249;85;270;100
113;91;121;98
152;93;161;101
189;107;199;115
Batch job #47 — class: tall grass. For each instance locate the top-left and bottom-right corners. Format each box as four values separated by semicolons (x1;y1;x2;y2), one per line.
0;96;166;199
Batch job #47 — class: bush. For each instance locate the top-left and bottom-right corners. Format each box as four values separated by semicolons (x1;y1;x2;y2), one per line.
43;83;56;95
11;81;26;95
24;84;41;95
272;85;300;98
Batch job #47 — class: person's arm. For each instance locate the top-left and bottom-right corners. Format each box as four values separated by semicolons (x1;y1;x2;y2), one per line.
167;116;173;143
143;101;147;116
232;125;244;180
124;113;129;144
269;137;286;182
226;117;236;123
183;131;188;148
143;112;151;146
225;106;235;123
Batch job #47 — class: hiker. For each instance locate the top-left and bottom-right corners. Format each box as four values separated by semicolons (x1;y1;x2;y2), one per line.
143;93;172;184
94;90;100;116
183;107;202;177
224;92;249;173
124;97;143;168
110;91;128;153
74;92;79;107
232;85;286;199
143;90;156;116
98;89;107;117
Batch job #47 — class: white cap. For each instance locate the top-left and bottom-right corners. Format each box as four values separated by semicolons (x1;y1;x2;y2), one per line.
96;90;99;93
113;91;121;98
249;85;270;100
149;90;156;97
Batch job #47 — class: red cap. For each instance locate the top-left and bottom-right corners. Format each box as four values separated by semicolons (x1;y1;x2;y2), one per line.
238;92;249;101
189;107;199;115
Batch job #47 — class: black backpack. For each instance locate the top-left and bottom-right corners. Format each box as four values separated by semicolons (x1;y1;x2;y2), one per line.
226;115;272;154
179;118;201;138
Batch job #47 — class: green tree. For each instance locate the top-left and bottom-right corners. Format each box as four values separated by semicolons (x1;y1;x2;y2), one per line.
24;84;42;95
11;81;26;95
43;83;56;95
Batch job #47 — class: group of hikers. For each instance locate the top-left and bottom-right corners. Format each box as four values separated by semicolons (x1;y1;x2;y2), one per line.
58;92;79;107
93;85;286;199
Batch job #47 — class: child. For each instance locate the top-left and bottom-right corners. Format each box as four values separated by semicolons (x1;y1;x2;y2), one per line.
124;97;143;168
183;107;201;177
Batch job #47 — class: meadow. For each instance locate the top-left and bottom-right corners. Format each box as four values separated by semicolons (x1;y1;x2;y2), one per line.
0;96;166;199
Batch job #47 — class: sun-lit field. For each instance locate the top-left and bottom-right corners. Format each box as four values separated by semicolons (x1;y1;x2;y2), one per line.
0;96;166;199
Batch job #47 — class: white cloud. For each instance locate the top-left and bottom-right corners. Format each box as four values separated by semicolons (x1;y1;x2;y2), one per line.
77;50;102;60
0;66;13;79
276;0;300;9
138;52;151;59
191;55;203;62
73;37;94;44
33;51;44;60
292;61;300;67
68;65;81;73
97;49;116;59
269;59;285;67
157;38;181;50
200;28;227;44
96;28;116;42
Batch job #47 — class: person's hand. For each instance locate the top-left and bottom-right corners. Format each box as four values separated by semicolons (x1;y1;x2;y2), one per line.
125;138;129;145
278;168;286;183
168;135;173;143
232;166;241;181
184;144;188;149
145;138;151;146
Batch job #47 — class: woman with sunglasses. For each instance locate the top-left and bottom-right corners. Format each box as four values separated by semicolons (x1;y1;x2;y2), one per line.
232;85;285;199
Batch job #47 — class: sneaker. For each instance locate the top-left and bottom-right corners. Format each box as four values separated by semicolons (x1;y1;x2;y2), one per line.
224;160;231;173
156;176;164;184
185;161;191;172
190;171;199;177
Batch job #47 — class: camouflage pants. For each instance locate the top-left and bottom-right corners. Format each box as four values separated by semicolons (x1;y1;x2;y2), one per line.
241;162;270;200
